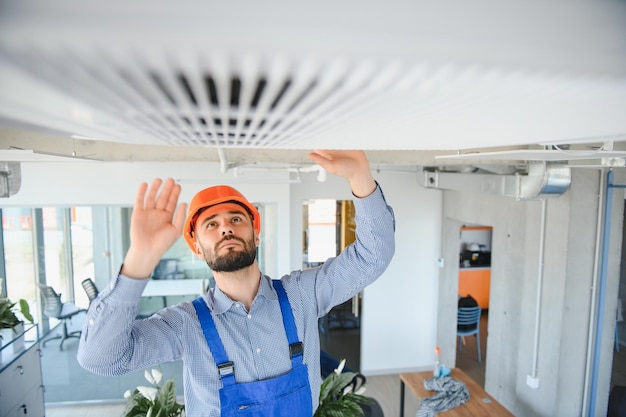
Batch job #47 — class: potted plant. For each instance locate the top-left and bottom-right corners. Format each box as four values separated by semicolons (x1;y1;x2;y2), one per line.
122;367;185;417
0;298;34;354
315;359;371;417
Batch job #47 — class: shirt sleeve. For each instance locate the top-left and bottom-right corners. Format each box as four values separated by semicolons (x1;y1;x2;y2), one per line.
77;274;184;376
301;182;396;317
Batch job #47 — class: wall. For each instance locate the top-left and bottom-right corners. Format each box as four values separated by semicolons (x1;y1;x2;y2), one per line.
11;158;623;413
363;170;442;374
289;170;443;374
2;161;294;280
441;168;625;416
441;186;528;410
4;160;445;376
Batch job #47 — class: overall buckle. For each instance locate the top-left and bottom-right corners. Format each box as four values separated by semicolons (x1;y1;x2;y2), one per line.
289;342;304;358
217;361;235;378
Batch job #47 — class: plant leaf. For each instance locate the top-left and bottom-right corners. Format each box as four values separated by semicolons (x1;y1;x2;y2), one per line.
157;379;177;413
18;299;34;323
315;369;370;417
0;299;19;328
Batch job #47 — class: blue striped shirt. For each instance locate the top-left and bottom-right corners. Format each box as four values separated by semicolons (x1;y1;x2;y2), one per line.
77;185;395;417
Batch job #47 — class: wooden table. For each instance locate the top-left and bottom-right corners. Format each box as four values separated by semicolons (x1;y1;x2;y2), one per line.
399;368;514;417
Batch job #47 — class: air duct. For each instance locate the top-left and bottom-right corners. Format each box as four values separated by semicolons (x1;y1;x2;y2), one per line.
0;162;21;197
417;162;571;200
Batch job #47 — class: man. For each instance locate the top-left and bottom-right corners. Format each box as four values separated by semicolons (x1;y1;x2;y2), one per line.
78;150;395;416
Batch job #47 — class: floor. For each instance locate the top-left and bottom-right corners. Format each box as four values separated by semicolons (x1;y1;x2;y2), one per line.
41;310;626;417
42;310;421;417
45;375;420;417
454;311;487;388
39;316;184;404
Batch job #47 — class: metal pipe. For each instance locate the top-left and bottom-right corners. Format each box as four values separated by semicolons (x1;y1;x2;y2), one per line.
217;147;229;173
588;170;614;416
581;170;607;416
530;199;547;378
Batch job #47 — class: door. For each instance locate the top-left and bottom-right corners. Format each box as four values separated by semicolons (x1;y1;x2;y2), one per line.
303;199;362;371
457;225;492;388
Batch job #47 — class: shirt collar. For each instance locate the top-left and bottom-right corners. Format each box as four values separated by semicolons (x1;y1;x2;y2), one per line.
206;274;277;314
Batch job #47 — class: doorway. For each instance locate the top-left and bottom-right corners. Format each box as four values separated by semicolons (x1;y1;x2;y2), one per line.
302;199;362;371
456;225;492;387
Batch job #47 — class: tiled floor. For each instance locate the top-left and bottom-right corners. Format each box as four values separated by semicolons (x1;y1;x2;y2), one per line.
41;311;420;417
45;374;420;417
42;309;626;416
39;322;184;404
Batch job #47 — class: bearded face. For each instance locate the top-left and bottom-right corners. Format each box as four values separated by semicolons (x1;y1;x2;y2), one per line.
201;234;257;272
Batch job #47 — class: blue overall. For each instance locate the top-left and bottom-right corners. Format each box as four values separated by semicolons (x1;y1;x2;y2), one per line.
192;280;313;416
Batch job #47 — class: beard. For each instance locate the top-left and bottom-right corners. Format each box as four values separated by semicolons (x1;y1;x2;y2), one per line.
203;235;257;273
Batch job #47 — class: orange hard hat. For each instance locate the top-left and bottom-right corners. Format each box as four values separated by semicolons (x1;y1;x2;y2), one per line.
183;185;260;251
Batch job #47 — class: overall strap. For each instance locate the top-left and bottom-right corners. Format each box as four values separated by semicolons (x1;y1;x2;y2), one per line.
272;280;304;368
192;297;236;387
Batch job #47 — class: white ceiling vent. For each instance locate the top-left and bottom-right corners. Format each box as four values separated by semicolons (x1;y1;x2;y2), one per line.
1;1;625;152
1;47;414;149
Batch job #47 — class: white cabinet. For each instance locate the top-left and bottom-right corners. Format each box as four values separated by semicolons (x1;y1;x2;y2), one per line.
0;340;44;417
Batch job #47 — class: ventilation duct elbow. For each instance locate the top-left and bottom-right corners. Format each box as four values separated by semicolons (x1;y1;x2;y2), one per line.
517;162;571;200
418;162;571;200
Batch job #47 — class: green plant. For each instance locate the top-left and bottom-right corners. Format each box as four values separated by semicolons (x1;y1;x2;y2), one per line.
0;298;33;329
314;359;370;417
122;367;185;417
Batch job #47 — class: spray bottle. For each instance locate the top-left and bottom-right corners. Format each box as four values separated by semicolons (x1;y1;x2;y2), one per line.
434;346;441;377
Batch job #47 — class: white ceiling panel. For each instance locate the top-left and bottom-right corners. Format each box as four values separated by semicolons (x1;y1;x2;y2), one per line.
0;0;625;159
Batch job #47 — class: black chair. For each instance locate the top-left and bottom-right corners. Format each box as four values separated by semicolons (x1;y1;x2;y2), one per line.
361;398;384;417
81;278;99;305
38;284;85;350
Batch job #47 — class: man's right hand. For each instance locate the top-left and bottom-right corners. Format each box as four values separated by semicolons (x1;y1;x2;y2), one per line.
307;150;376;198
121;178;187;279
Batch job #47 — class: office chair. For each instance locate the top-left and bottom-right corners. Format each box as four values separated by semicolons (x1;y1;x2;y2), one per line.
38;284;86;350
457;306;482;363
81;278;99;305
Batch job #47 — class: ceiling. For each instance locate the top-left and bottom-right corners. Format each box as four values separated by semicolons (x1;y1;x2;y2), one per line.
0;0;625;169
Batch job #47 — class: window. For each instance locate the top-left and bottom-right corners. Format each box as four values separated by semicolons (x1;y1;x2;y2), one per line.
302;199;355;268
2;208;37;308
71;207;94;308
0;201;277;404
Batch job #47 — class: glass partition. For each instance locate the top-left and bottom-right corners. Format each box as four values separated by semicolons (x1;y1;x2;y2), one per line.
42;207;73;303
1;200;276;404
3;208;37;307
70;207;94;308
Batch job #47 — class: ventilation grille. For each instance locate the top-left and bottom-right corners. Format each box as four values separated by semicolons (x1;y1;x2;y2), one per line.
2;44;626;150
2;46;429;148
